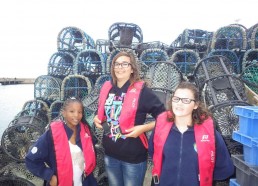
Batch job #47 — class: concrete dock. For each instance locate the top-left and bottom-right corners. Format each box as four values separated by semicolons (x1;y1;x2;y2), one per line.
0;78;35;85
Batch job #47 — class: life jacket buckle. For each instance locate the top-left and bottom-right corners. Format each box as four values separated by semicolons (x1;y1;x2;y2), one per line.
153;174;159;184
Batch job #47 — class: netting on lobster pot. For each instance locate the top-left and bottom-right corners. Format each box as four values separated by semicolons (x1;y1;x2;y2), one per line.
61;74;92;101
0;176;35;186
57;26;95;56
170;49;200;78
34;75;62;105
48;51;75;78
210;25;247;51
209;101;251;155
200;74;248;107
74;49;106;83
135;41;169;57
145;61;184;111
208;49;241;74
96;39;110;55
241;48;258;71
49;100;64;121
0;162;44;185
239;61;258;95
108;22;143;51
21;99;51;125
0;146;13;169
180;29;213;55
1;124;45;161
139;48;169;67
193;55;235;89
247;22;258;49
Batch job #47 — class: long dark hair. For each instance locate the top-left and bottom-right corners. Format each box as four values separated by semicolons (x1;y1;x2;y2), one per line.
167;81;211;125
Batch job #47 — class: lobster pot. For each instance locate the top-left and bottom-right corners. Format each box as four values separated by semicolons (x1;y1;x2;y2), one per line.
49;100;64;121
48;51;75;78
247;23;258;49
136;41;169;57
92;74;111;94
21;99;50;125
208;49;240;74
139;48;169;67
170;49;200;77
209;101;251;155
210;25;247;50
83;93;99;127
200;74;248;107
180;29;213;53
34;75;62;105
145;61;183;92
108;22;143;50
57;26;95;56
95;39;111;56
61;75;92;101
74;49;106;83
242;49;258;71
193;55;235;89
240;62;258;95
0;146;13;169
0;162;43;185
1;124;45;161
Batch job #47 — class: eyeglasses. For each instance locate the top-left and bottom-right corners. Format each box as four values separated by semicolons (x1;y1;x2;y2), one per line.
113;62;131;68
171;96;195;104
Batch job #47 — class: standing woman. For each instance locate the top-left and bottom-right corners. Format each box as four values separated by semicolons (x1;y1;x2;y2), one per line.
26;97;97;186
94;51;165;186
149;81;234;186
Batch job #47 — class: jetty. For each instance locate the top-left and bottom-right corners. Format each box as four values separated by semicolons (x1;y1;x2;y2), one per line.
0;78;35;85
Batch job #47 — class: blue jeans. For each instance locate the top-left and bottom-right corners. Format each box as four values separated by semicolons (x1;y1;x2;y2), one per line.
104;155;147;186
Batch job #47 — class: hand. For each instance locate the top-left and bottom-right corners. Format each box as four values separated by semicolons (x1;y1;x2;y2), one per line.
49;175;57;186
124;125;146;138
93;115;103;129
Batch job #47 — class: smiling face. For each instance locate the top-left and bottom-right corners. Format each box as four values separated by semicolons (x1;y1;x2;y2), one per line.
62;102;83;129
113;55;133;85
172;88;198;118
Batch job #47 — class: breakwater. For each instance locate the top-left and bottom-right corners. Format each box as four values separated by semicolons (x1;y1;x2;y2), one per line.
0;78;35;85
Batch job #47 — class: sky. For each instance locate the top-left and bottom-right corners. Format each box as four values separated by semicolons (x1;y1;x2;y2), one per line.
0;0;257;78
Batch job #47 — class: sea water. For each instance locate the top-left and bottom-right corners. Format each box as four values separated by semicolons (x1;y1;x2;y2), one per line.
0;84;34;138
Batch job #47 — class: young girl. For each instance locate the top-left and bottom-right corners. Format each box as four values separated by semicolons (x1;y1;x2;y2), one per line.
26;97;97;186
94;51;165;186
149;81;234;186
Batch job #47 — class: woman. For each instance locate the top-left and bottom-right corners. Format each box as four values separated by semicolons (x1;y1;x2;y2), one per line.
149;81;234;186
93;51;165;186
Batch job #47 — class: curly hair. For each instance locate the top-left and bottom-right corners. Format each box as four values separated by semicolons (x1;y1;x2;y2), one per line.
167;81;211;125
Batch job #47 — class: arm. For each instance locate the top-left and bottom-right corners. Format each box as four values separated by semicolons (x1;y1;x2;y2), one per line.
213;131;235;180
93;115;103;129
25;131;55;182
124;121;155;138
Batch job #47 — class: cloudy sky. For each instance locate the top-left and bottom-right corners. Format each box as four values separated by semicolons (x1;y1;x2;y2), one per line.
0;0;257;78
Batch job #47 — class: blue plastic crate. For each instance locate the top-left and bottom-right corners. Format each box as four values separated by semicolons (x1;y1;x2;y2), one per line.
233;131;258;166
234;106;258;138
229;179;240;186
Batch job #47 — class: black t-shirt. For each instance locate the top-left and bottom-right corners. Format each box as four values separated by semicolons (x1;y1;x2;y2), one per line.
102;81;166;163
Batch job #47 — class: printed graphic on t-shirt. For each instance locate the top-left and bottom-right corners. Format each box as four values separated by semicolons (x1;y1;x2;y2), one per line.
104;92;126;141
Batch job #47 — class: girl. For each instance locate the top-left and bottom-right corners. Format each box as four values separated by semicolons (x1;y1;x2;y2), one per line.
149;81;234;186
93;51;165;186
26;97;97;186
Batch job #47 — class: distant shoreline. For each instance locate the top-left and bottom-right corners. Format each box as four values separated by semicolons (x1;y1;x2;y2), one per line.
0;77;35;85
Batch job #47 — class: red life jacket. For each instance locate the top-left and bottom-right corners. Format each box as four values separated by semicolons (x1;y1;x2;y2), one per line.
152;111;215;186
51;121;96;186
97;81;148;148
